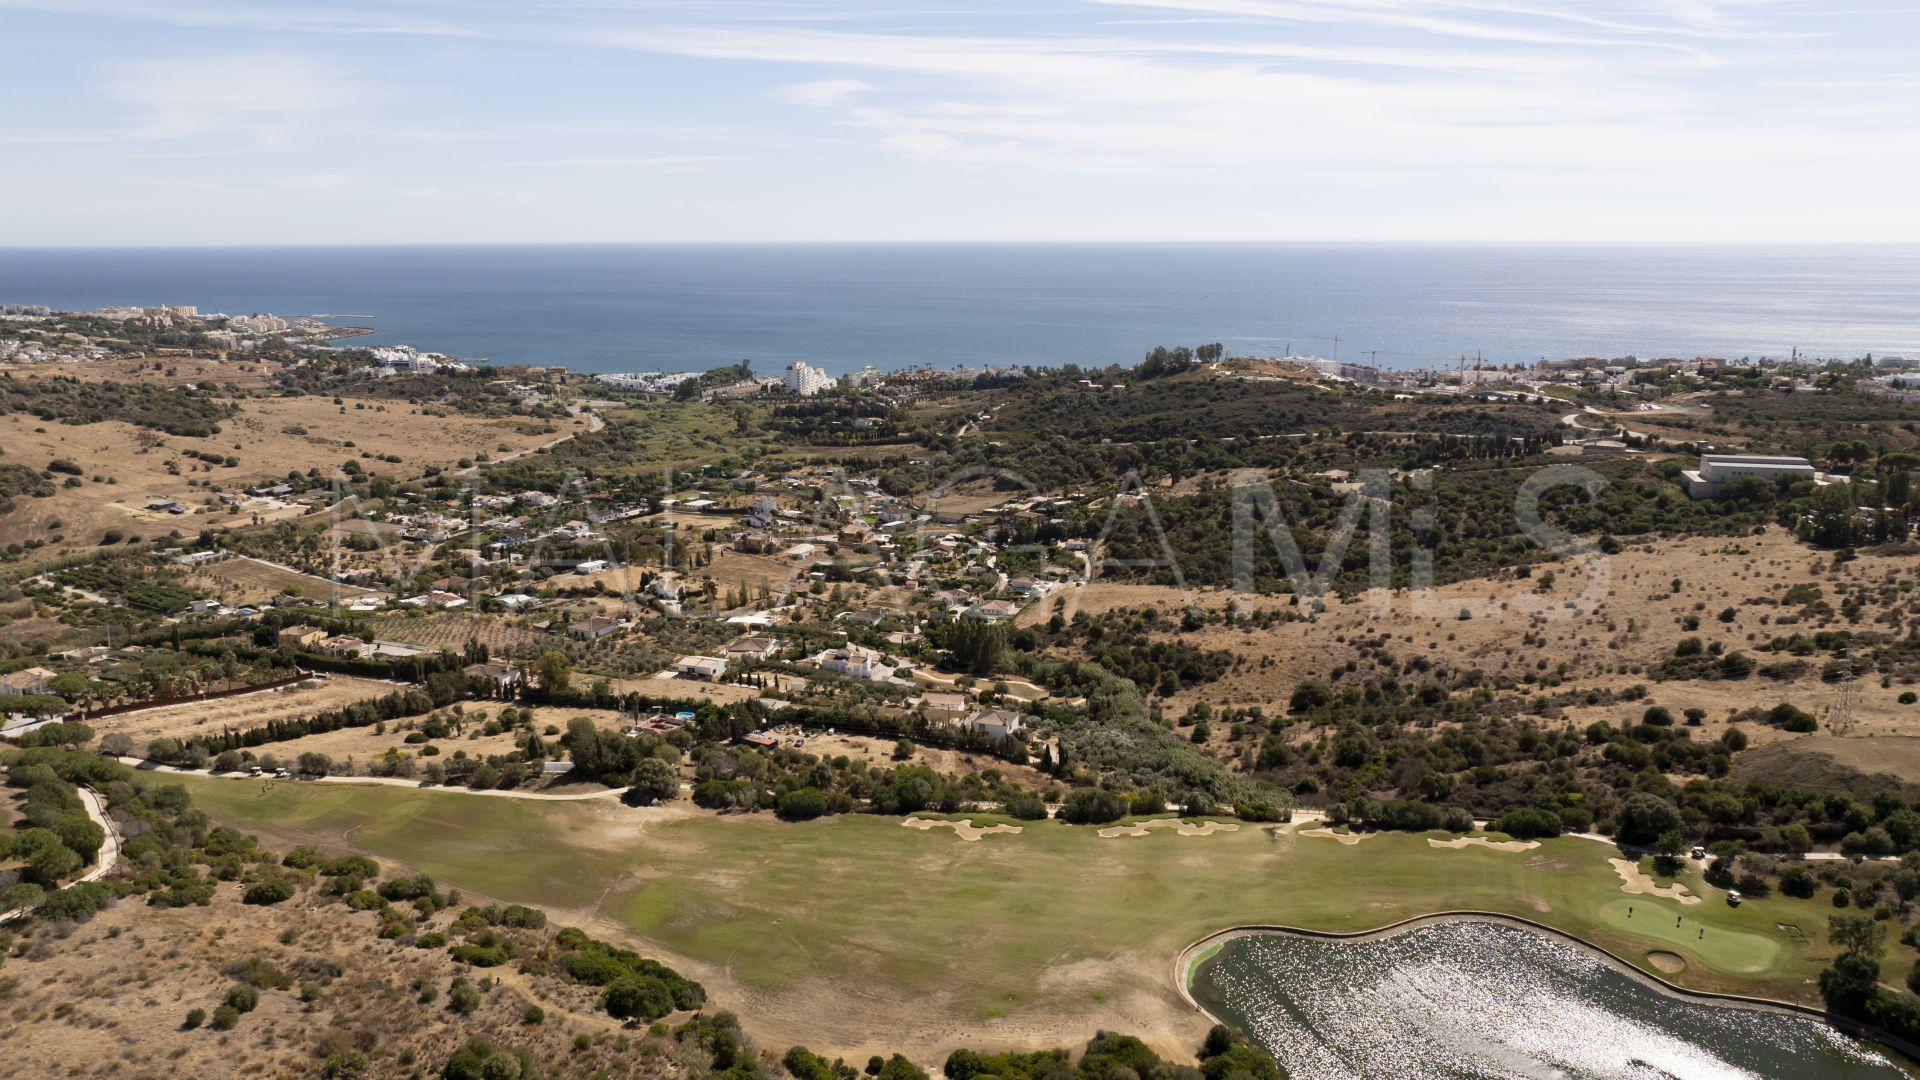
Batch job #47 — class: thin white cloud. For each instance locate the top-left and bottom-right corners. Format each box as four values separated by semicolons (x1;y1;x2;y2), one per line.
779;79;872;107
106;54;368;145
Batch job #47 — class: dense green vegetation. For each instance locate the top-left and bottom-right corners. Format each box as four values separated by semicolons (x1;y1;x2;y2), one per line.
0;373;236;436
55;562;202;613
0;462;54;517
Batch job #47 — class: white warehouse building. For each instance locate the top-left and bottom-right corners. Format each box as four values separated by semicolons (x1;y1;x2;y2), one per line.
1682;454;1817;499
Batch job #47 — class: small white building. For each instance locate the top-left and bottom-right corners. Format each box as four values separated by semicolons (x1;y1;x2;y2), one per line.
677;655;729;681
812;643;882;680
962;708;1025;740
722;636;781;662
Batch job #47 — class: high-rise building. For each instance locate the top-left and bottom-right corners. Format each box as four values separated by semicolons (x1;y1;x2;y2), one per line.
784;361;832;396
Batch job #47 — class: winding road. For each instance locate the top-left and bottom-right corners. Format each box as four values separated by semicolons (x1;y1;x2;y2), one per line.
0;785;120;925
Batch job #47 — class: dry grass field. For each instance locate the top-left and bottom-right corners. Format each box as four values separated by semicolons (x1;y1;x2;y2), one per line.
0;392;555;560
183;556;375;606
1040;528;1919;718
1737;734;1920;795
801;731;1056;792
90;675;401;752
606;674;762;706
369;611;551;656
0;355;280;391
246;717;530;771
0;882;654;1080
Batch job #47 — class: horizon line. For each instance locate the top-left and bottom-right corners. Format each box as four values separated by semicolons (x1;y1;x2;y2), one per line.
7;239;1920;252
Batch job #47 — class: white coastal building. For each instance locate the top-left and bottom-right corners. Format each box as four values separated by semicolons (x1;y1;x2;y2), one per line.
784;361;833;397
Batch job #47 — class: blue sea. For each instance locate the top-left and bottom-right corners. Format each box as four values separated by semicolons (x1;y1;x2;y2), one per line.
2;244;1917;376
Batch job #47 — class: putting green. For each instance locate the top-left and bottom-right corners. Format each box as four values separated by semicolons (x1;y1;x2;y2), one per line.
1593;897;1782;974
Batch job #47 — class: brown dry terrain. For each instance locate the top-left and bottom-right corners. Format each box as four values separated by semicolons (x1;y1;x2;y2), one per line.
799;731;1055;792
701;550;809;599
605;674;762;706
0;883;679;1080
248;721;528;772
1031;528;1920;785
369;611;552;656
0;393;555;560
1737;734;1920;796
183;556;375;606
90;675;401;752
1;355;279;391
1041;528;1918;716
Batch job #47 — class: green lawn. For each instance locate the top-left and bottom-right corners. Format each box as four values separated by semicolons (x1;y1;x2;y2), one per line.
176;777;1888;1040
1591;896;1782;975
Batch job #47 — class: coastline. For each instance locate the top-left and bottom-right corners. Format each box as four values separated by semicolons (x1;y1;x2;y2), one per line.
1174;912;1920;1070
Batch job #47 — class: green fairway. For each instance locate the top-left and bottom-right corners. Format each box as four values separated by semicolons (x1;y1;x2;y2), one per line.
173;776;1886;1049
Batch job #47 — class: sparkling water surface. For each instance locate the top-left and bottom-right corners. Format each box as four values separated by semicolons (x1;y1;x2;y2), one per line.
1191;922;1906;1080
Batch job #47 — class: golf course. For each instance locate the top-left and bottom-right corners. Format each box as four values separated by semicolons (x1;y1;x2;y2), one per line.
176;775;1874;1060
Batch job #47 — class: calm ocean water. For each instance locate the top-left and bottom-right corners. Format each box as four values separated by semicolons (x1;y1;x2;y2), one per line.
2;244;1917;376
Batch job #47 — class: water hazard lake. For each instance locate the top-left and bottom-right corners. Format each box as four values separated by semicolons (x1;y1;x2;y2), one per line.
1188;921;1906;1079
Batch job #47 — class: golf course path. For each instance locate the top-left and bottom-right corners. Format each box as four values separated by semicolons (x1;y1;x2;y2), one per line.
115;758;632;801
0;786;119;925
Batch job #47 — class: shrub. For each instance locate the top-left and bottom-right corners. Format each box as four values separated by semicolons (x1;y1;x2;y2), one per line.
182;1007;206;1030
448;978;482;1015
450;944;509;967
1492;807;1563;840
602;975;675;1021
774;788;828;822
1004;796;1048;820
243;878;296;905
210;1004;240;1030
1781;868;1817;899
1058;787;1130;825
1767;703;1818;733
224;984;259;1013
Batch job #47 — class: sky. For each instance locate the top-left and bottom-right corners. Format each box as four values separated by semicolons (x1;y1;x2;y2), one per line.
1;0;1916;245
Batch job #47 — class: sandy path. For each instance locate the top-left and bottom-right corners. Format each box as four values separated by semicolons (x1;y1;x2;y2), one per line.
1299;827;1373;845
1609;858;1701;905
1428;836;1540;853
116;758;631;801
0;785;119;925
901;817;1022;841
1097;819;1240;839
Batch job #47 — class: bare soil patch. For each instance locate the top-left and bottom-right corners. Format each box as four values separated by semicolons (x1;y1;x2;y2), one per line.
185;556;374;606
1609;857;1701;905
1428;836;1540;853
1647;949;1689;973
1097;819;1240;838
1736;734;1920;796
802;732;1056;792
1298;827;1373;846
92;675;400;751
902;817;1024;842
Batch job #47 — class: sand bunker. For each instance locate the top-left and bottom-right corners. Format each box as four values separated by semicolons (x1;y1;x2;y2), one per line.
1097;818;1241;839
1646;950;1688;974
1299;827;1373;846
1428;836;1541;853
1609;858;1702;905
902;817;1023;842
